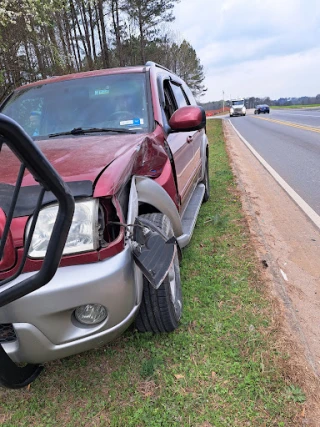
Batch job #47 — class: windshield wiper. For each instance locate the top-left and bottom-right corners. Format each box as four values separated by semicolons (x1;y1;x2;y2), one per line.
49;127;137;138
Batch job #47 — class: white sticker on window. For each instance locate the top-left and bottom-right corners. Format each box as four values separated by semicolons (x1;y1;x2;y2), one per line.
119;118;144;126
94;89;109;96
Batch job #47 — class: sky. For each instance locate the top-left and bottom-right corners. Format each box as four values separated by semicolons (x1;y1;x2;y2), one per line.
172;0;320;102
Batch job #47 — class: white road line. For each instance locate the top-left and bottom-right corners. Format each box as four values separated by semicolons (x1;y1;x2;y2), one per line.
228;120;320;231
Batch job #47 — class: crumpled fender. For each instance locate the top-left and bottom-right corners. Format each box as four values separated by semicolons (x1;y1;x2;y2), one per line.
132;216;176;289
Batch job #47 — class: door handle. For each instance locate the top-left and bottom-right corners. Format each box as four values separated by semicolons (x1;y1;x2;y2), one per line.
187;135;193;143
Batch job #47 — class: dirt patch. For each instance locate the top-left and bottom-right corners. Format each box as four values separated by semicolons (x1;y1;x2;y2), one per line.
223;119;320;425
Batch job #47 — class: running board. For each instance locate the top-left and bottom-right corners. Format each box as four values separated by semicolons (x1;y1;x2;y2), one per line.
177;184;205;248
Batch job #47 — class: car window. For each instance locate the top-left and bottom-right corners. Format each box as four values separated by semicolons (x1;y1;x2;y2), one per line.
1;73;150;138
2;92;44;137
169;83;189;108
163;81;176;121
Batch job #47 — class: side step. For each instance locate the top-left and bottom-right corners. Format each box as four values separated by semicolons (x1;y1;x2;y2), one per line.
177;184;205;249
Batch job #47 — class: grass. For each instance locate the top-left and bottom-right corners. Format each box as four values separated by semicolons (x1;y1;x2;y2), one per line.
271;104;320;109
0;120;305;426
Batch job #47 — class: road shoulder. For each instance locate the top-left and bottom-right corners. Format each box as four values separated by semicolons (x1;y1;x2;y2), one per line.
223;119;320;423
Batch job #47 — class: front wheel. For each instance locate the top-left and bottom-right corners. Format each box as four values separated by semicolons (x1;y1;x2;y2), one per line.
135;213;182;333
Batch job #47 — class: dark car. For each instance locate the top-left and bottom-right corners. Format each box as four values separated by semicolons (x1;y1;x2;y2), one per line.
254;104;270;114
0;62;209;366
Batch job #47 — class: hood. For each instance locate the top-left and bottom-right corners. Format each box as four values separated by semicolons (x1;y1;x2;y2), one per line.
0;133;146;186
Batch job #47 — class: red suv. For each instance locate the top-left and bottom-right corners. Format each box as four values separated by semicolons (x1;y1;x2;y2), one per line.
0;62;209;366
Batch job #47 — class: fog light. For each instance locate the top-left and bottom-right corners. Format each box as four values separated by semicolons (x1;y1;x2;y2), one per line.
74;304;108;325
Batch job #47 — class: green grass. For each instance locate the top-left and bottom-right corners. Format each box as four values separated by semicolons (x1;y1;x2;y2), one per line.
271;104;320;109
0;120;304;426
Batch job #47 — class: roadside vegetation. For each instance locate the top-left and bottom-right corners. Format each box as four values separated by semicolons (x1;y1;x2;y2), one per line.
0;120;305;426
0;1;205;101
271;104;320;109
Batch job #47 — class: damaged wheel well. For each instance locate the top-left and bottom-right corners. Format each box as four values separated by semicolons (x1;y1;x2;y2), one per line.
138;202;160;216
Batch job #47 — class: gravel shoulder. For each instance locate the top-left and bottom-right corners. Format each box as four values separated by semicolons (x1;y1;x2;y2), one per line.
223;119;320;424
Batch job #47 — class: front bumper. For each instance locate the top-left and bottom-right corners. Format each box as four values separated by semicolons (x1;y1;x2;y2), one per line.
230;108;245;116
0;245;143;364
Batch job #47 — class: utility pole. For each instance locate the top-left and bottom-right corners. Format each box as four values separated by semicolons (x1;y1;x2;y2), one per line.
222;90;225;112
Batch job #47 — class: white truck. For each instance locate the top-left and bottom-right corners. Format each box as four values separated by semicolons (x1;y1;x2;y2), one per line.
229;98;246;117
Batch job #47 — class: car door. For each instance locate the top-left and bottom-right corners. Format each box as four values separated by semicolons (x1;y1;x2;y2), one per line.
163;80;201;214
170;82;203;201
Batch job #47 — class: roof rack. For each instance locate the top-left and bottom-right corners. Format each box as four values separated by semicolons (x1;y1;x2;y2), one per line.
145;61;173;73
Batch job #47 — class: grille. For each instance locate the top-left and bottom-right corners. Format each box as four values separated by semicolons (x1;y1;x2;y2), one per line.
0;323;17;343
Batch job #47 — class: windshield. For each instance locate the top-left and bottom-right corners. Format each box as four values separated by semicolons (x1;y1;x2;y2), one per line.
1;73;150;139
232;100;244;106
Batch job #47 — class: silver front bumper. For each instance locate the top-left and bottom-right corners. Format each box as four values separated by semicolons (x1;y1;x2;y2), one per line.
231;108;244;115
0;245;143;364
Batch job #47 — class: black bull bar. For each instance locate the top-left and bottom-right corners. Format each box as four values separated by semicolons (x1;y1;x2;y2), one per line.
0;114;75;388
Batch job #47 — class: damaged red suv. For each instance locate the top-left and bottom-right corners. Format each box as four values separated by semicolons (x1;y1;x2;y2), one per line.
0;62;209;367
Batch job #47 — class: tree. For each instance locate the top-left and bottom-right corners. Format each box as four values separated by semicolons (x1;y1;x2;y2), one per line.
168;40;206;99
126;0;177;64
0;0;207;104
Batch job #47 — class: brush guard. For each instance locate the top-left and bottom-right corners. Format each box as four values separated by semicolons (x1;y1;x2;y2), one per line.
0;114;75;388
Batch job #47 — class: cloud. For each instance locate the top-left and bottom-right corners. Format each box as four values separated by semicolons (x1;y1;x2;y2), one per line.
203;48;320;100
172;0;320;100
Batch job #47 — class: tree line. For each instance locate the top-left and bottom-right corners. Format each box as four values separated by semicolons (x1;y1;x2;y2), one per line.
202;94;320;111
0;0;205;101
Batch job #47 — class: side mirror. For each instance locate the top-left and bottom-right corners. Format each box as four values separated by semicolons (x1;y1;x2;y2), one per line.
169;106;206;132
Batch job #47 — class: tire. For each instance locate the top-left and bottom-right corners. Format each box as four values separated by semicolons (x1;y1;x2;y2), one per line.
202;156;210;203
135;213;182;333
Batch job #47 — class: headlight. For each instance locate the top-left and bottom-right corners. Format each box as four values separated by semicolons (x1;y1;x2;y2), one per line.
27;199;99;258
242;107;246;112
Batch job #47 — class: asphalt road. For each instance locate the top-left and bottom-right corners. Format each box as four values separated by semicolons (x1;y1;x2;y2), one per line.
227;109;320;216
267;108;320;127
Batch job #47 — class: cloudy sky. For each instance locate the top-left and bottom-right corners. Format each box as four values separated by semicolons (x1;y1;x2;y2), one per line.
172;0;320;102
